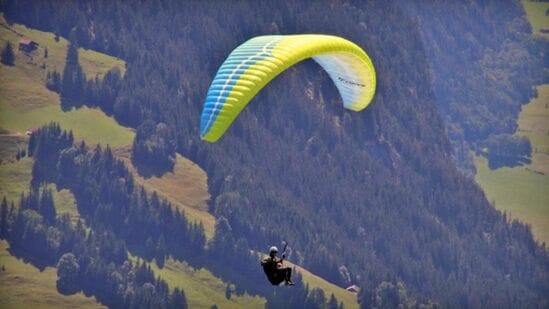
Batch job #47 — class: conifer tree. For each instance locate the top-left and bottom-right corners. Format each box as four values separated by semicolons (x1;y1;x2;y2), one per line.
1;42;15;66
156;235;166;268
169;287;188;309
0;197;8;239
39;187;56;224
328;294;338;309
27;132;36;156
56;253;80;295
61;42;85;110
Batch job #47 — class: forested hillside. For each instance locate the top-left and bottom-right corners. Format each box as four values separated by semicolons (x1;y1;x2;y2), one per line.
403;0;547;172
2;0;548;307
0;14;353;307
2;123;344;308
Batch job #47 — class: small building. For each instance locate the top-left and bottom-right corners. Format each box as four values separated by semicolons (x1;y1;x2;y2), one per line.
345;284;360;294
26;128;38;136
18;38;39;52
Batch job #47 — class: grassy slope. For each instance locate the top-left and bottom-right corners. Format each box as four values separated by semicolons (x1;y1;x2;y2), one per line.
0;157;32;203
475;156;549;244
0;15;133;147
0;133;26;164
114;146;216;239
145;256;359;309
517;85;549;175
48;184;81;224
0;136;81;226
0;135;31;202
0;17;128;309
474;4;549;245
0;13;215;231
522;0;549;39
0;14;126;79
0;241;104;309
148;258;266;309
475;85;549;244
0;17;359;308
0;104;135;148
289;262;359;309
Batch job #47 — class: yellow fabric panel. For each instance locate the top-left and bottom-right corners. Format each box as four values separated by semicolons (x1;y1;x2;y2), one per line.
201;34;376;142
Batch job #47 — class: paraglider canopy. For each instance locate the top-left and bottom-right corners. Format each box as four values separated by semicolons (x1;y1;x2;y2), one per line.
200;34;377;142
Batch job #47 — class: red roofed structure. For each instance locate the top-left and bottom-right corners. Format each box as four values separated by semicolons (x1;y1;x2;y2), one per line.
18;38;39;52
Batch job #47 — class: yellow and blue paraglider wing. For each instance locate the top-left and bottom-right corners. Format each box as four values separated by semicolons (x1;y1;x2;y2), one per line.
200;34;376;142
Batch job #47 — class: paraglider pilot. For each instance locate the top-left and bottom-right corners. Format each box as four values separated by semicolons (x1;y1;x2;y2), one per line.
261;246;294;286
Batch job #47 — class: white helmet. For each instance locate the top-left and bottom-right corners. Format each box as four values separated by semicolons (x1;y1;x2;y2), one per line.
269;246;278;253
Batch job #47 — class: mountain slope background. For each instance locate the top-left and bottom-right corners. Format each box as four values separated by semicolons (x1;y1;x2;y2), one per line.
403;0;546;173
471;0;549;246
1;0;548;308
0;14;357;309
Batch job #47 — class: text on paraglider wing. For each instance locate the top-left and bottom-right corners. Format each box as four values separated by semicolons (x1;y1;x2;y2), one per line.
337;76;366;87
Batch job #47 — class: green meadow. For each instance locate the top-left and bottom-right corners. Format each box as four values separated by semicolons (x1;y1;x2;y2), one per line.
474;5;549;246
148;257;266;309
115;147;216;239
0;15;133;148
475;156;549;244
0;241;104;309
522;0;549;39
0;156;32;203
474;85;549;246
517;85;549;175
0;103;135;148
288;261;359;309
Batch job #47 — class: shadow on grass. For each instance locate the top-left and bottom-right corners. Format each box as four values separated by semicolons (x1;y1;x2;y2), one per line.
132;159;175;179
7;244;52;272
488;155;531;170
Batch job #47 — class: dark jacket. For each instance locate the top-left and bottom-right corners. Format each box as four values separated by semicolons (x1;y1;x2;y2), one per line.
261;255;282;271
261;255;290;285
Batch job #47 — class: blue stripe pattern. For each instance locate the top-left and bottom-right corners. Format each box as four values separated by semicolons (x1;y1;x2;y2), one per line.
200;37;281;138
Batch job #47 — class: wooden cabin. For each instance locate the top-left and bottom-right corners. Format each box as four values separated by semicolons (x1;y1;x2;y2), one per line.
18;38;39;52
